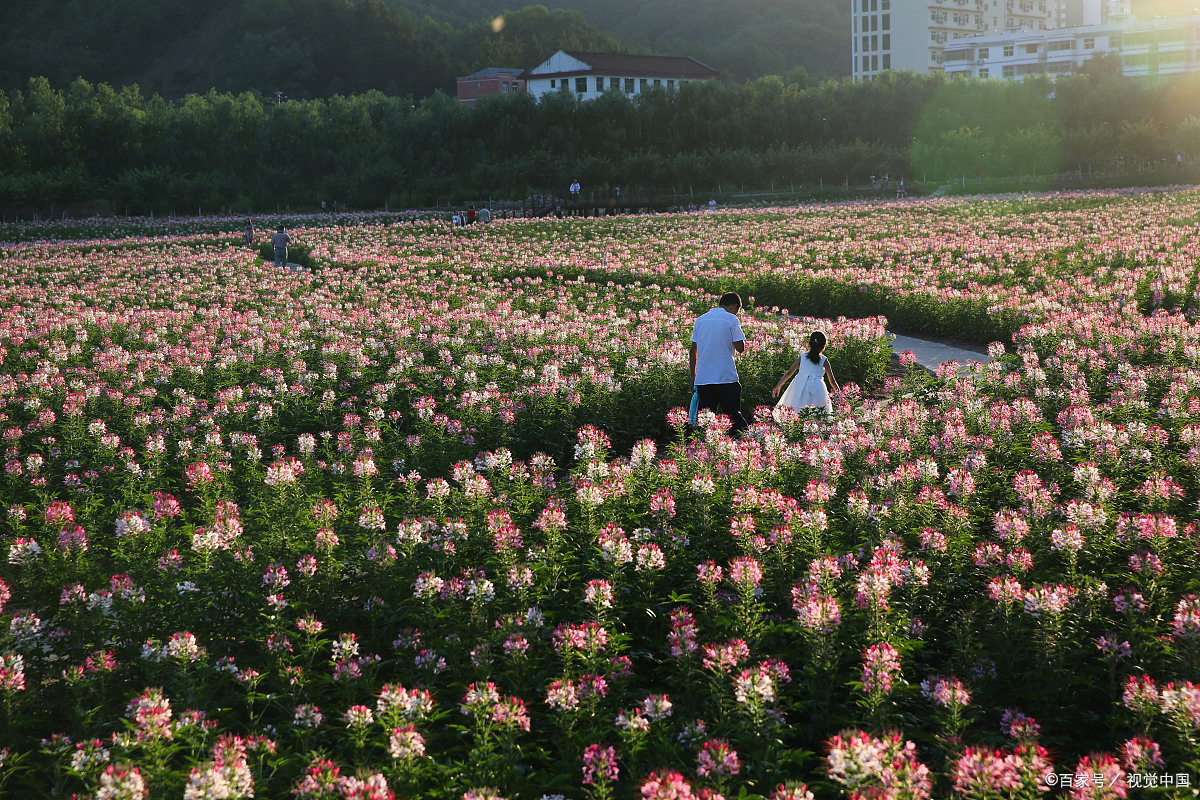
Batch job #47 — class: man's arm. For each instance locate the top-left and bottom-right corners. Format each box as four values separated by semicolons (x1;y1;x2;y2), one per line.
733;340;745;354
689;341;697;384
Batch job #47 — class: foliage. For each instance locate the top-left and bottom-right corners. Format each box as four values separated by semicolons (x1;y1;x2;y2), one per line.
6;69;1200;213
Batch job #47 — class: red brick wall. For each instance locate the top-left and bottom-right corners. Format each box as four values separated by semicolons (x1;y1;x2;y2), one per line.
456;77;525;104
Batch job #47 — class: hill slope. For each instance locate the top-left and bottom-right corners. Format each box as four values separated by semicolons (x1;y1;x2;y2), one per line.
0;0;627;99
0;0;848;101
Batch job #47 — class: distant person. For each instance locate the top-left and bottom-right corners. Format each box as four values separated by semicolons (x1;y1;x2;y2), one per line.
321;200;327;213
896;179;906;199
772;330;840;417
467;206;477;225
478;207;491;223
333;200;338;213
452;213;461;226
708;198;717;211
272;226;290;267
570;179;581;198
243;219;255;248
614;185;621;199
689;291;748;436
1178;153;1184;171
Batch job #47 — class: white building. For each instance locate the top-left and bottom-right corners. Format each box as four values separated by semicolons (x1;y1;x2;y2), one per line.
521;51;720;101
943;11;1200;80
852;0;1054;79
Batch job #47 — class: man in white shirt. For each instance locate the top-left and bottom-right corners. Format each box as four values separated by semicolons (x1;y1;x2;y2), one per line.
689;292;748;435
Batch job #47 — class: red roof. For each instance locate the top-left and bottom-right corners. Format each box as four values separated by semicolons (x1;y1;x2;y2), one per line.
525;51;720;81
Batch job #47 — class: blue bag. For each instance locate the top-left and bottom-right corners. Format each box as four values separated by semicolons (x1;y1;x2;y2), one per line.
688;387;700;426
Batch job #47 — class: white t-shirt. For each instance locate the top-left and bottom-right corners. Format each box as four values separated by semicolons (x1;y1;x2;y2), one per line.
690;307;744;385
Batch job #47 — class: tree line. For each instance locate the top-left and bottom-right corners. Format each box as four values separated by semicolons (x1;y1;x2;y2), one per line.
2;60;1199;215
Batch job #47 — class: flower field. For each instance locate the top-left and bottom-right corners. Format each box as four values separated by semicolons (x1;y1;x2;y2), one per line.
1;189;1199;799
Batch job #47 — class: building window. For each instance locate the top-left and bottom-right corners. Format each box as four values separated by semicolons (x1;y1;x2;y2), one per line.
502;82;509;92
882;0;890;8
872;54;879;70
980;67;989;77
653;78;661;85
864;35;871;50
872;34;878;49
1083;37;1094;49
1003;64;1015;76
871;15;878;30
625;77;634;92
882;13;890;29
1049;40;1073;51
550;79;556;88
1003;44;1014;56
883;54;891;68
640;78;648;90
979;47;989;57
1023;43;1038;54
667;79;674;88
576;77;587;93
882;33;890;49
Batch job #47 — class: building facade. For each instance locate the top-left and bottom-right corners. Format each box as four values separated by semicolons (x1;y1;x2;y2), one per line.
456;68;525;105
851;0;1053;78
522;51;720;101
943;10;1200;80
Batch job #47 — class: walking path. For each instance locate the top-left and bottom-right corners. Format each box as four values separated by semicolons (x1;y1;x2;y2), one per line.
889;333;991;373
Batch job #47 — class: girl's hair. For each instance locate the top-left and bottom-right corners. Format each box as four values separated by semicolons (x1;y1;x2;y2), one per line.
806;330;827;364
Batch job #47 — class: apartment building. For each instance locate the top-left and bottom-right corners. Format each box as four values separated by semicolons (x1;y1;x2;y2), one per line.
943;10;1200;80
852;0;1053;78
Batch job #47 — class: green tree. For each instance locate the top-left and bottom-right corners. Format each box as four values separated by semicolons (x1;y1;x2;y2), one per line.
1119;119;1166;166
1175;115;1200;160
999;124;1062;177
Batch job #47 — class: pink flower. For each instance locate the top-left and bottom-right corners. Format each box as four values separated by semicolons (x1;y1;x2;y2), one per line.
826;729;931;799
1069;753;1126;799
696;739;741;778
582;743;619;785
1001;707;1042;742
1118;737;1163;772
727;557;763;589
388;725;426;759
97;764;148;799
792;589;841;633
1120;676;1159;716
1172;595;1200;638
45;501;76;528
920;676;970;709
640;770;697;799
668;607;699;657
861;642;901;695
696;561;724;585
951;746;1026;794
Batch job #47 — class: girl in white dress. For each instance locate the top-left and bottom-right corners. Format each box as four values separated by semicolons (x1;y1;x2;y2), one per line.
772;330;840;415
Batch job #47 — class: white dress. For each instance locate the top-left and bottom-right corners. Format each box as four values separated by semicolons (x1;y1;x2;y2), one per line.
777;354;832;415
